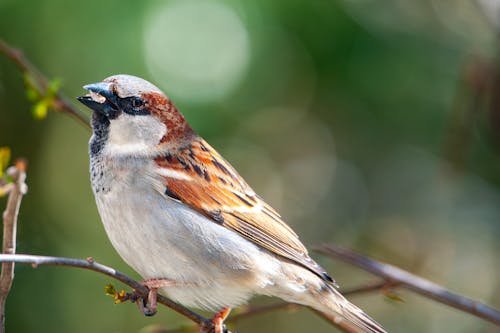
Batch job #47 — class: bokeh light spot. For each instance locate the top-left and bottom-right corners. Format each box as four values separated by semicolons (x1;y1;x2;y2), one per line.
143;0;250;103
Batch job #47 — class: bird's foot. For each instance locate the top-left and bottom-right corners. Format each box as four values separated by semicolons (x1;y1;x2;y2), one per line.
136;278;178;316
106;278;177;317
212;307;231;333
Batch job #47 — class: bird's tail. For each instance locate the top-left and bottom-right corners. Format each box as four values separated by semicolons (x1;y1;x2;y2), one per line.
271;262;387;332
311;286;388;333
336;298;388;333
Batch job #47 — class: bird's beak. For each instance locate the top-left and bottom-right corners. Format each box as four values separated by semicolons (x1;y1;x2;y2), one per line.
77;82;119;117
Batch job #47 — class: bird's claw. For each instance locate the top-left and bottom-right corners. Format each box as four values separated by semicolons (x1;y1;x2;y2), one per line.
136;278;179;316
136;288;158;316
212;307;231;333
106;278;178;317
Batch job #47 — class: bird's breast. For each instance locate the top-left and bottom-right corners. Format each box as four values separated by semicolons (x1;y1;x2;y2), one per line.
88;154;287;310
89;155;263;279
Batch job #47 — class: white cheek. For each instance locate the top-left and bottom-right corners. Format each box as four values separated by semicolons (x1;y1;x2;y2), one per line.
105;113;166;156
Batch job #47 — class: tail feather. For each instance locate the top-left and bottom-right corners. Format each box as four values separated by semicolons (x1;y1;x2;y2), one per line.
310;286;388;333
338;300;388;333
273;262;388;332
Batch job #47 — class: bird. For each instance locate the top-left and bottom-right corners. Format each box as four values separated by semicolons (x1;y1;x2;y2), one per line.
77;74;388;333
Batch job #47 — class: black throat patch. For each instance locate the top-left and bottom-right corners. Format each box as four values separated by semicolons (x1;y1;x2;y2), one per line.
89;111;110;156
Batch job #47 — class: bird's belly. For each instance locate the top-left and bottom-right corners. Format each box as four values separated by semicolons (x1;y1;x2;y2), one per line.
94;183;278;310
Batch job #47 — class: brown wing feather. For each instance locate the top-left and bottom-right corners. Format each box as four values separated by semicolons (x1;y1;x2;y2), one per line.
156;138;333;283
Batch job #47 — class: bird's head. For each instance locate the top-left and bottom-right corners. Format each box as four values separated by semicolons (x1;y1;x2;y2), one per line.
78;74;192;156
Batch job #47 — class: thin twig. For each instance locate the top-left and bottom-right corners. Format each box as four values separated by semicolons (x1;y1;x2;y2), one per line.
161;303;355;333
234;304;358;333
229;281;392;333
314;244;500;326
0;161;27;333
0;39;90;128
0;254;225;333
161;281;392;333
229;280;390;323
311;309;360;333
230;302;300;323
341;280;396;296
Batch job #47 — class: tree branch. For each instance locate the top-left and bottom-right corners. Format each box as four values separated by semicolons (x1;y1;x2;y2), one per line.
0;160;27;333
0;254;227;333
311;309;361;333
229;280;390;324
161;281;392;333
0;39;90;128
314;244;500;326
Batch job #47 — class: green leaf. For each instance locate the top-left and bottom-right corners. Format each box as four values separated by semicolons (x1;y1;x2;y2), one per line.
25;86;39;102
47;78;61;96
32;101;48;120
384;290;405;303
23;73;62;119
0;147;11;178
104;283;117;298
23;72;36;88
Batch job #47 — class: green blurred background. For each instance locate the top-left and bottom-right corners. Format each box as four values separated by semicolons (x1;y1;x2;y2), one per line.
1;0;499;332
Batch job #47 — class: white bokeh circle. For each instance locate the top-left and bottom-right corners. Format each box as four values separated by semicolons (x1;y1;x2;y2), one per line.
143;0;250;103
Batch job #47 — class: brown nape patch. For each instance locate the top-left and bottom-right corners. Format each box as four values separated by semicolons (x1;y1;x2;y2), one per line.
142;92;194;143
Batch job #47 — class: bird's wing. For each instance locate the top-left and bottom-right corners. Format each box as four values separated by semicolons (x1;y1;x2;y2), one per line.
155;137;333;282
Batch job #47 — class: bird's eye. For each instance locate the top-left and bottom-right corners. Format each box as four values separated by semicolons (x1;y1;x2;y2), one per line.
131;98;144;108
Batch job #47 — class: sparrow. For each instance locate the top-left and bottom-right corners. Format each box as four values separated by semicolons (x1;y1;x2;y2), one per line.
77;74;388;333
